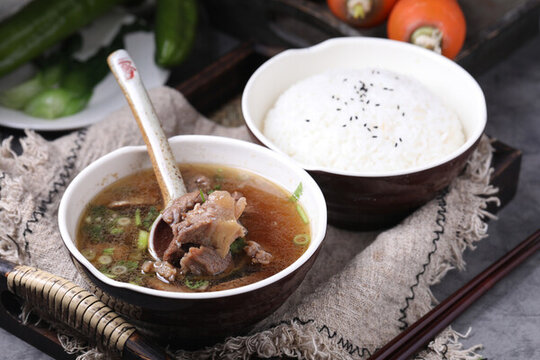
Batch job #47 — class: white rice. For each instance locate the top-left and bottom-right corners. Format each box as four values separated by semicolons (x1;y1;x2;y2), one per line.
262;68;466;174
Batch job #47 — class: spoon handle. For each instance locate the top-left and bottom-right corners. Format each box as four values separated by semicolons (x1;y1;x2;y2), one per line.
107;49;186;205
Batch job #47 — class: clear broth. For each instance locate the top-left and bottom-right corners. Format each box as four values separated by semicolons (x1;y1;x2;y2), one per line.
76;164;310;292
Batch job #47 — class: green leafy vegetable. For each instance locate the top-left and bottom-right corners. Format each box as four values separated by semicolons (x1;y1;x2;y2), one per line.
102;247;114;256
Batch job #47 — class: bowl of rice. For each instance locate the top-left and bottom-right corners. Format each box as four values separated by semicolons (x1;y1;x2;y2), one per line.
242;37;486;229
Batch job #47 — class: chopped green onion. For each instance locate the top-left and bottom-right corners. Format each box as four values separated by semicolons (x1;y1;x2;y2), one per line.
102;247;114;256
110;228;123;235
185;278;209;290
117;217;131;226
138;230;149;250
293;234;310;246
117;260;138;271
97;255;112;265
135;208;141;226
111;265;128;275
81;248;96;261
199;189;206;202
142;207;159;230
101;271;116;279
296;204;309;224
213;184;221;190
290;182;303;202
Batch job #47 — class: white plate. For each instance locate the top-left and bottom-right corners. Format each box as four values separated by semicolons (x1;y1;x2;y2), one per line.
0;12;169;131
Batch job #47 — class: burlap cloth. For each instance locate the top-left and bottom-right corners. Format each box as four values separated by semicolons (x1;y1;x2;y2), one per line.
0;87;498;359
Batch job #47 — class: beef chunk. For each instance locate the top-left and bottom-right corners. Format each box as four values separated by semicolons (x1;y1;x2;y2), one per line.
162;191;203;225
163;191;247;261
180;246;232;276
244;240;272;265
141;260;177;282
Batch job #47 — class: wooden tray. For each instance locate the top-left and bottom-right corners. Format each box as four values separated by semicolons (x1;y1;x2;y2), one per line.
202;0;540;76
0;42;522;359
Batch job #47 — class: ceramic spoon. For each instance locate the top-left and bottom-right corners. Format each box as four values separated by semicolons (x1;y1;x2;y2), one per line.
107;49;185;260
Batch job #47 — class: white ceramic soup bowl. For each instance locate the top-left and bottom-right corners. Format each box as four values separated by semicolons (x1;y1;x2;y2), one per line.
242;37;487;229
58;135;326;342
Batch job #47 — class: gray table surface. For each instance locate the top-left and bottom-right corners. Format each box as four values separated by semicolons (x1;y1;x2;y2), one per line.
1;33;539;360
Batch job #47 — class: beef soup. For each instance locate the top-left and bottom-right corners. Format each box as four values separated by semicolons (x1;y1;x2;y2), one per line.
76;163;310;293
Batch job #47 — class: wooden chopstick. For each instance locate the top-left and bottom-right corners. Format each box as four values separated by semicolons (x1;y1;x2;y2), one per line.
368;229;540;360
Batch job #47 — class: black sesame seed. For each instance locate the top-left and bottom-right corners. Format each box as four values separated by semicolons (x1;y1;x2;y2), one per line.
364;123;367;127
342;124;347;127
337;108;341;111
305;119;310;122
345;102;348;105
343;78;348;82
367;100;370;104
355;116;358;119
374;126;378;129
375;104;380;107
372;135;377;138
370;83;373;87
397;105;400;110
349;116;353;121
395;143;398;147
402;112;405;116
367;128;371;132
332;95;335;99
399;137;402;142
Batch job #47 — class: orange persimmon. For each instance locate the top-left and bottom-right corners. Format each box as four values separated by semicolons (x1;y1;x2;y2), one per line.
387;0;466;59
327;0;398;28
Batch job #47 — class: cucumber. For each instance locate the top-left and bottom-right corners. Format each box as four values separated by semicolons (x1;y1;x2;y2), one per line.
154;0;198;67
0;0;125;77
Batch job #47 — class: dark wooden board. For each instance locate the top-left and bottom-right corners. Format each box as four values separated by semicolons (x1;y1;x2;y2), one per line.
202;0;540;76
0;42;522;359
